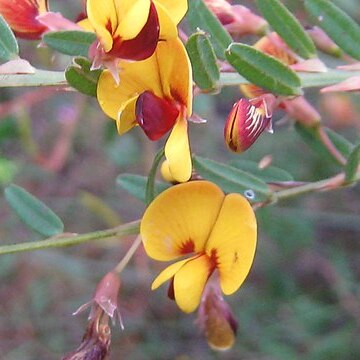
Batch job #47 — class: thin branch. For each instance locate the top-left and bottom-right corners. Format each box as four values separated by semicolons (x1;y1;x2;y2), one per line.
0;220;140;255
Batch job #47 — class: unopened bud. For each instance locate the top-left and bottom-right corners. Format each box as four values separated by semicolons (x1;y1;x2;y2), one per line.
205;0;268;36
307;26;342;57
204;0;268;36
224;95;275;153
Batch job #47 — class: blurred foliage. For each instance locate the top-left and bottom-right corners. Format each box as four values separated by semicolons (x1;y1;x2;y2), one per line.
0;0;360;359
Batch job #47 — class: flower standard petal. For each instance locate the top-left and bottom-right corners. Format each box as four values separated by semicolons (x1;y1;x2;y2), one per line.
173;254;214;313
205;193;257;295
141;181;225;261
164;117;192;183
109;2;159;61
114;0;151;40
155;2;180;39
155;0;188;25
156;38;193;114
86;0;118;52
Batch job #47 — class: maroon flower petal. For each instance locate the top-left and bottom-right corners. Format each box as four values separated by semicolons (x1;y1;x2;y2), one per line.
109;2;159;61
136;91;179;141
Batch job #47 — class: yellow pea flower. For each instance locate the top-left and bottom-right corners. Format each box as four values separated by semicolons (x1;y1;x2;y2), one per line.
97;37;193;183
140;181;257;313
84;0;188;63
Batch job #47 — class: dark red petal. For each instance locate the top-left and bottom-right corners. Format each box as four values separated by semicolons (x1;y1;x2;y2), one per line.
136;91;179;141
167;278;175;300
224;98;272;153
0;0;48;39
109;1;159;61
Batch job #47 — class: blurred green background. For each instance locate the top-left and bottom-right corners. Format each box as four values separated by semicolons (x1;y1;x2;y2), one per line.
1;0;360;359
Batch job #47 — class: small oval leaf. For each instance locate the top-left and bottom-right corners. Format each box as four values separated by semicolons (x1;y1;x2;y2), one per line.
193;155;273;202
187;0;232;59
0;15;19;62
226;43;302;96
116;174;170;203
43;30;97;57
256;0;316;59
65;57;102;97
186;31;220;91
304;0;360;60
4;184;64;237
229;159;294;182
344;143;360;183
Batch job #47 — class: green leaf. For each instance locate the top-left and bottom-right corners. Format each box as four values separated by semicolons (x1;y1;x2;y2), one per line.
43;31;97;57
116;174;170;203
65;57;102;97
344;143;360;183
145;147;165;205
4;184;64;237
0;158;17;185
226;43;302;96
186;31;220;91
295;123;354;165
193;156;273;202
229;159;294;182
304;0;360;60
0;15;19;62
187;0;232;59
256;0;316;59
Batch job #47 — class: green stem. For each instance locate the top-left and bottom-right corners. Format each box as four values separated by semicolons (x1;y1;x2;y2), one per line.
0;69;67;87
145;147;165;205
0;220;140;255
219;70;360;88
273;172;354;202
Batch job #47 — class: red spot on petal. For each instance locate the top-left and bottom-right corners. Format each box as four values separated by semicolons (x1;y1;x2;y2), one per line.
136;91;179;141
209;248;219;268
109;2;160;61
180;239;195;254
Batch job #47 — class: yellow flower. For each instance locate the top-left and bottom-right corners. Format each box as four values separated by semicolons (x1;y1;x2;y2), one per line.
140;181;257;313
84;0;188;62
97;37;193;183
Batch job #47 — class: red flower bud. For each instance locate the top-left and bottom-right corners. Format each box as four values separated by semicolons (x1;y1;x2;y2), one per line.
224;96;274;153
0;0;49;39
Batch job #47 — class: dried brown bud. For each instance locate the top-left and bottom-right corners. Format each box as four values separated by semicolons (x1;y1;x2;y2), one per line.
63;272;123;359
197;287;238;351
